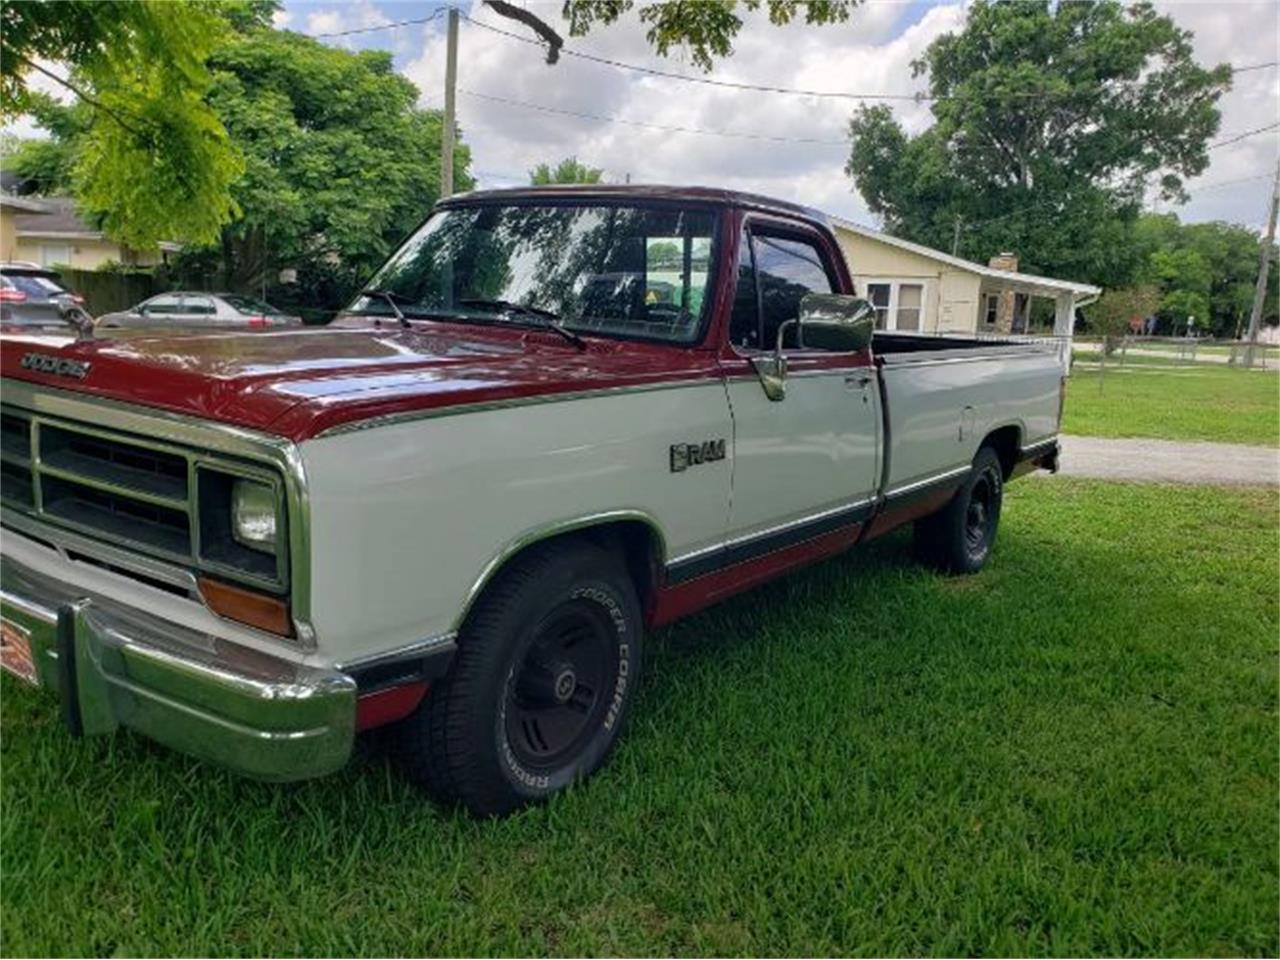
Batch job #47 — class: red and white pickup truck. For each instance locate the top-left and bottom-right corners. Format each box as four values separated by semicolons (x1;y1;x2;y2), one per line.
0;186;1062;815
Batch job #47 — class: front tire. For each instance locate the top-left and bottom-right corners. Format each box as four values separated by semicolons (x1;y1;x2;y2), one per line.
913;445;1004;574
395;540;642;816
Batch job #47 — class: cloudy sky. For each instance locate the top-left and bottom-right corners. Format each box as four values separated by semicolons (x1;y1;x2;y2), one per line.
274;0;1279;231
10;1;1278;232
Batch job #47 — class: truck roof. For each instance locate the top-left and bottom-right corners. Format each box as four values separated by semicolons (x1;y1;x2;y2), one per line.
440;184;833;227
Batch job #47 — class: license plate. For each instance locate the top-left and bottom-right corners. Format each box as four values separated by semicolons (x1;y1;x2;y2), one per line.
0;618;39;686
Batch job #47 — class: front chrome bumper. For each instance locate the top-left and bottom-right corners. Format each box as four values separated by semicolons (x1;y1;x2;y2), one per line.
0;550;357;782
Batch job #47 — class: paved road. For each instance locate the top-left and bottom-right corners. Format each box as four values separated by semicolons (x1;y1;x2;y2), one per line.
1050;435;1280;485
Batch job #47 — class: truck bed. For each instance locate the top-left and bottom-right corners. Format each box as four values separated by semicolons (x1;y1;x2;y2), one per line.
872;333;1062;496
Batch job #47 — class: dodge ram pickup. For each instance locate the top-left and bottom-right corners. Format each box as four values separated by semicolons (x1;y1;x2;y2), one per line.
0;186;1062;815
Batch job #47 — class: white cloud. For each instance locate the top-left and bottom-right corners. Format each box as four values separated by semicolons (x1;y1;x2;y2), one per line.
400;1;964;222
1152;0;1280;229
303;1;395;49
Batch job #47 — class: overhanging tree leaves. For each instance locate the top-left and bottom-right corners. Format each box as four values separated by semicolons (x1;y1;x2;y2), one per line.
0;0;246;249
486;1;856;71
844;0;1231;287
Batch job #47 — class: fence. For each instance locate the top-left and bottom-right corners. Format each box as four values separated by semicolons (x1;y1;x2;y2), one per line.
59;268;158;317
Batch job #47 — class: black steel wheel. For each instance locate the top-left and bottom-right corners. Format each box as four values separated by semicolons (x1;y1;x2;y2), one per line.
503;599;618;771
395;539;641;817
913;445;1004;574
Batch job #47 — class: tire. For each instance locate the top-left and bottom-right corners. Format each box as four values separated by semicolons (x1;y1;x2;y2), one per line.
394;539;642;816
913;445;1004;574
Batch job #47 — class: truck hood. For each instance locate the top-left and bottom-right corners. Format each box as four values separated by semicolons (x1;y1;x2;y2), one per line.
0;323;717;441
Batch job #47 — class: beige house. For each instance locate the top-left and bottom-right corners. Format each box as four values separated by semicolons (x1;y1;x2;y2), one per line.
832;219;1100;351
0;196;178;269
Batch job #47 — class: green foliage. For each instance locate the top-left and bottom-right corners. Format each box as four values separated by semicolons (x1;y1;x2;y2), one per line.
845;0;1230;288
560;0;855;71
0;0;246;249
528;156;604;185
202;28;473;302
1133;213;1277;337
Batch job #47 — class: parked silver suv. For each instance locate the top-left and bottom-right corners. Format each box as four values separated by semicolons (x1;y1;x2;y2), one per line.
0;262;91;332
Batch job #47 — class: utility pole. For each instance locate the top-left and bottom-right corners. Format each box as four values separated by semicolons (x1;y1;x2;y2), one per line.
951;215;962;257
1244;157;1280;367
440;7;459;198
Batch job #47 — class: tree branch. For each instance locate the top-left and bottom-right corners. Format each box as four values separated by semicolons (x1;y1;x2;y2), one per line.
13;54;145;137
483;1;564;64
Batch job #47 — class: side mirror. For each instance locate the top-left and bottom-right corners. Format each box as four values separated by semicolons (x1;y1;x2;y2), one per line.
749;295;876;402
798;293;876;352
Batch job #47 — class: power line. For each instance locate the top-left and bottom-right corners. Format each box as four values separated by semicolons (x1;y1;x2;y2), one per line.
459;13;937;102
1207;122;1280;150
461;13;1277;103
309;7;446;38
459;88;848;145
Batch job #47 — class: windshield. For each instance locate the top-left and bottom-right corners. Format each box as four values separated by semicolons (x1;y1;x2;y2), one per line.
348;202;719;343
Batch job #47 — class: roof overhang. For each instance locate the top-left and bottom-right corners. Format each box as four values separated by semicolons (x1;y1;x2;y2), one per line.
15;229;105;241
832;217;1102;299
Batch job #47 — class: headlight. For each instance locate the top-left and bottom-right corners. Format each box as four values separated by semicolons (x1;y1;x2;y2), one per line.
231;479;277;553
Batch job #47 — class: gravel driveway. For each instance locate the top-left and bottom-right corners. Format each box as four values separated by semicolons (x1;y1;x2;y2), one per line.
1051;435;1280;485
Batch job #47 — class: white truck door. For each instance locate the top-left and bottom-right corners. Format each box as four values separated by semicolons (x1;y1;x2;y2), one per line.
721;222;881;544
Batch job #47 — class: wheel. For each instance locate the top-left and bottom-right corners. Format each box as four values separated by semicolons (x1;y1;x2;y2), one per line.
913;446;1004;574
395;540;642;816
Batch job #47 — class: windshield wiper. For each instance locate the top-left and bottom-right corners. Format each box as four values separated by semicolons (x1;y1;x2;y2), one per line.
457;298;587;351
360;288;417;329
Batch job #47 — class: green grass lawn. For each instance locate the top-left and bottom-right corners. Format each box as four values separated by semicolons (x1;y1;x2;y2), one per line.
3;480;1277;957
1064;362;1280;446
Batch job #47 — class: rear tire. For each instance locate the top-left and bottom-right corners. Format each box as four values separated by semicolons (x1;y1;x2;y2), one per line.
394;540;642;817
913;446;1004;574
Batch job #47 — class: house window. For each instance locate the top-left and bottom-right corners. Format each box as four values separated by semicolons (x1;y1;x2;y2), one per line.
863;280;926;331
983;293;1000;326
39;243;71;268
896;284;922;331
867;283;891;329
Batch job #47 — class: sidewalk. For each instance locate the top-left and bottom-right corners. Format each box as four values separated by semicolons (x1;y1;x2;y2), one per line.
1049;435;1280;485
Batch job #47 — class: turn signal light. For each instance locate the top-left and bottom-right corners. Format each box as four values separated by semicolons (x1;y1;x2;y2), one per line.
199;577;293;637
0;289;27;303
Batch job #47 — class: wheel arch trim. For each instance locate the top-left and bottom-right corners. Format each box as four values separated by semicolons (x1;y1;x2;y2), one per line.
451;510;668;633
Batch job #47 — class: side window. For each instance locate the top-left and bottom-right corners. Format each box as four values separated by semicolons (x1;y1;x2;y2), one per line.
182;296;216;316
144;296;181;316
728;227;760;349
752;233;834;351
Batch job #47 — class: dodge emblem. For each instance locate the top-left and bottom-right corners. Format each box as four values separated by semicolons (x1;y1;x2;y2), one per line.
19;352;90;380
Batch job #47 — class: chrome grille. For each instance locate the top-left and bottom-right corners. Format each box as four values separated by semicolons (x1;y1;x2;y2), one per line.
0;403;287;593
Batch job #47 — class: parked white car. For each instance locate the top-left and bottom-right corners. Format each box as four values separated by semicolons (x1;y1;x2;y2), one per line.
0;186;1063;816
96;292;301;330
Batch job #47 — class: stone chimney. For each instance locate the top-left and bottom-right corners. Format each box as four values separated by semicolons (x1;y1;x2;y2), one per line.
988;252;1018;333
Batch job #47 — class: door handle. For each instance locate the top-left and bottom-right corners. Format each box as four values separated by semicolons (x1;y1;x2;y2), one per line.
844;374;873;389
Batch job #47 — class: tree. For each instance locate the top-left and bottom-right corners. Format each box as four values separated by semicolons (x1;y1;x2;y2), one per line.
0;0;250;249
529;156;603;185
1086;286;1161;390
844;1;1230;289
201;27;473;300
486;1;855;72
1132;213;1276;336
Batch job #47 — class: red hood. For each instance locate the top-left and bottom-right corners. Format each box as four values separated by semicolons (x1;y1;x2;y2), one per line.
0;323;718;441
